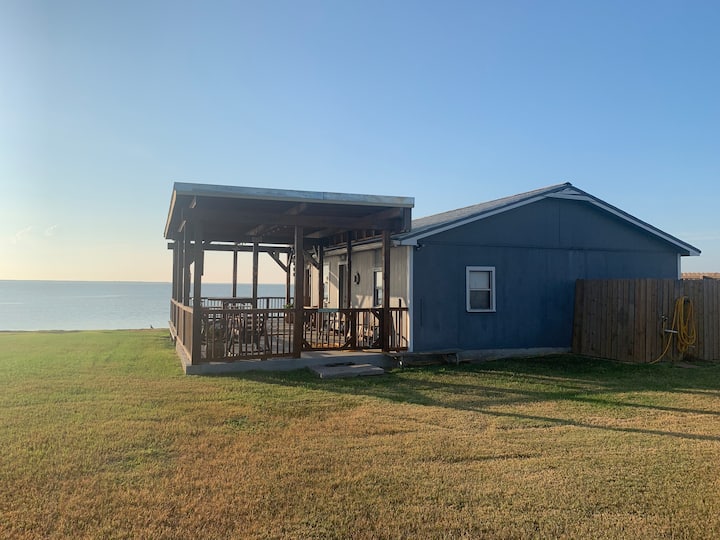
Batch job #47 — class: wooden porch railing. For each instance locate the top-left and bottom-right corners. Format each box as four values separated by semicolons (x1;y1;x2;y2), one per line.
173;298;410;363
170;299;193;360
302;308;409;351
202;307;294;361
200;296;287;309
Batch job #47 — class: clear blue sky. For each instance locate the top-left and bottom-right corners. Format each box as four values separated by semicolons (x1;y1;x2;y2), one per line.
2;0;719;283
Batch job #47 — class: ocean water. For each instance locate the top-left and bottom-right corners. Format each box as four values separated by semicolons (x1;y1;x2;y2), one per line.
0;281;288;331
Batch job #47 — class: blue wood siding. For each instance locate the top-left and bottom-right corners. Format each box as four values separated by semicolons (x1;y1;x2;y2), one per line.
412;198;680;351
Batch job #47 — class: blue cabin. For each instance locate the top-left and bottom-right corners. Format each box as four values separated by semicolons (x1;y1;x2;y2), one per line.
391;183;700;353
166;181;700;370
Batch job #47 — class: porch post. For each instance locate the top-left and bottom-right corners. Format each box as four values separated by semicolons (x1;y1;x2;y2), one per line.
293;226;304;357
286;252;292;305
170;242;178;333
182;226;191;305
381;229;391;352
175;242;182;302
346;234;352;308
171;242;178;302
232;247;238;298
191;224;204;364
252;240;259;308
346;233;356;347
318;246;325;307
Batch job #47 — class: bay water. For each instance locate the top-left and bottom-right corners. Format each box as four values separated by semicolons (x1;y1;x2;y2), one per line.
0;281;288;331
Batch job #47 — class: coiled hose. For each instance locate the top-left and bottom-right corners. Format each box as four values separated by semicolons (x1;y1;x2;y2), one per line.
651;296;697;363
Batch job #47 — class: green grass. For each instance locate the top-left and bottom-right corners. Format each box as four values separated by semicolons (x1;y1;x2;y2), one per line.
1;330;720;539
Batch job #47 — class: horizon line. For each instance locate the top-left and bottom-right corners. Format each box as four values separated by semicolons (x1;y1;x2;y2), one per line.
0;279;289;285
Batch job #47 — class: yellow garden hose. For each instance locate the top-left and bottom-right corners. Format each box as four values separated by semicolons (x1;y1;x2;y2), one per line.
652;296;697;363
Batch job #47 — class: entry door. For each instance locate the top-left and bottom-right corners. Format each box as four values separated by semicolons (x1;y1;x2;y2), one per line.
338;264;347;308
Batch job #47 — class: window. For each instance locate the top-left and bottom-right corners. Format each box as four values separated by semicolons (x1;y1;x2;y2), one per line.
373;269;383;307
466;266;495;312
323;264;330;306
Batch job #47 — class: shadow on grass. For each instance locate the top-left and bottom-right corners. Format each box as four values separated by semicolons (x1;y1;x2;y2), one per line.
212;355;720;442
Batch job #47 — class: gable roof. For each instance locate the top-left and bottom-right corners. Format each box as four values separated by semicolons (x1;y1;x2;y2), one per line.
395;182;700;256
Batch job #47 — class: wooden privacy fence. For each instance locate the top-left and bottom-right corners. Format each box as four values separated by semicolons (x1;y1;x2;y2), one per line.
572;279;720;363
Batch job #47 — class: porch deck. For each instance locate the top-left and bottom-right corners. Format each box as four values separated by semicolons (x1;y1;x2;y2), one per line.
177;348;394;375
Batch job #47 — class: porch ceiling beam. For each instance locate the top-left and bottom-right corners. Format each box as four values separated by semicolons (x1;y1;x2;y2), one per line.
202;243;292;253
364;206;406;222
305;227;346;239
285;202;309;215
243;203;308;236
219;202;311;238
199;229;325;246
197;228;282;243
167;241;292;255
303;211;404;240
186;207;404;231
245;223;275;237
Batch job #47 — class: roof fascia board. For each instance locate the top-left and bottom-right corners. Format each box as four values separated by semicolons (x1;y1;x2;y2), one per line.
164;189;178;239
173;182;414;208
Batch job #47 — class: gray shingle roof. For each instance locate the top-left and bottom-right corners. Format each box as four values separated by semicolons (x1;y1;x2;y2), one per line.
395;182;700;256
397;182;572;241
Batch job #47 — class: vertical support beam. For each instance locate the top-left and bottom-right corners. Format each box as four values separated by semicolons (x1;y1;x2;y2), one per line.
232;247;238;298
318;246;325;308
170;242;179;332
182;227;191;305
171;242;179;302
347;233;356;347
175;243;182;302
252;240;259;308
382;229;391;352
346;234;353;309
285;252;292;305
191;224;204;365
293;227;304;357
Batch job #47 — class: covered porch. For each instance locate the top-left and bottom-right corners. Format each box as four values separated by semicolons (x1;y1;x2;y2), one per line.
164;183;413;370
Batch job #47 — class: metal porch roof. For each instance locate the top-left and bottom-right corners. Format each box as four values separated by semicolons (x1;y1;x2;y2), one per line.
164;182;414;244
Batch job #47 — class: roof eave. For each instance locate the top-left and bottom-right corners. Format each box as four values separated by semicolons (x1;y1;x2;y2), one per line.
172;182;414;208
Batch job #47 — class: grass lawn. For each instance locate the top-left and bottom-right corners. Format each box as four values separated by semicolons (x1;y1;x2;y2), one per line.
1;330;720;539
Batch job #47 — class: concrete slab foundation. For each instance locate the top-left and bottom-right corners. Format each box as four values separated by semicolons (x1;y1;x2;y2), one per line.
180;350;392;375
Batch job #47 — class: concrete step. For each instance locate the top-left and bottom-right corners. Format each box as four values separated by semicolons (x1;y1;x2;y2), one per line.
310;362;385;379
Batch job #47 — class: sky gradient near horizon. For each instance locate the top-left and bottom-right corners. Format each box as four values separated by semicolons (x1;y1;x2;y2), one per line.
2;0;719;283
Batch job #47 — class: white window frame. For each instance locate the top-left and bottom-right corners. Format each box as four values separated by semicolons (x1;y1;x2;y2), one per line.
373;268;383;307
466;266;496;313
323;263;330;306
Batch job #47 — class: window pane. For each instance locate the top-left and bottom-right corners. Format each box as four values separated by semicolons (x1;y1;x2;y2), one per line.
470;290;491;310
374;270;383;306
469;270;490;290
